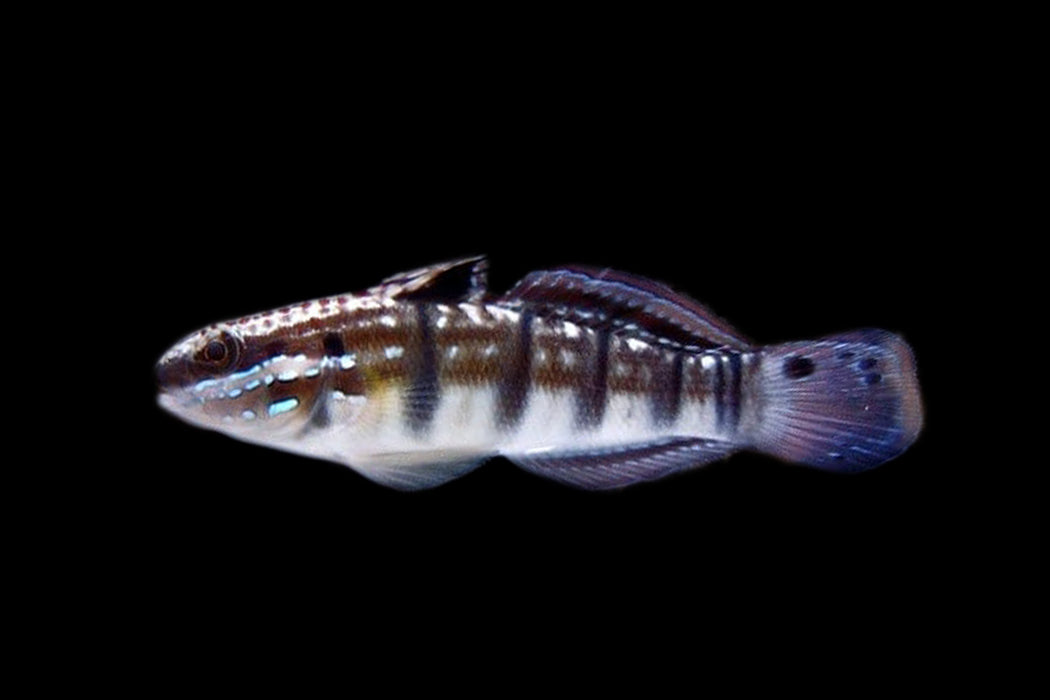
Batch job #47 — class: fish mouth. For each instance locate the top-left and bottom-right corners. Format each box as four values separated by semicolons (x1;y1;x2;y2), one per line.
154;354;186;415
155;387;212;429
157;392;177;413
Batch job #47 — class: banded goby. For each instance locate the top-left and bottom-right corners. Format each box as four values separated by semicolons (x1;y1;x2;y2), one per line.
157;256;923;490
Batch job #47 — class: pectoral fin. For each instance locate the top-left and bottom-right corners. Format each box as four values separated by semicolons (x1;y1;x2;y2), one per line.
349;451;491;491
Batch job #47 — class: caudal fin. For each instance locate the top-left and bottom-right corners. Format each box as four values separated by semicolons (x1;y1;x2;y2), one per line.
751;330;923;472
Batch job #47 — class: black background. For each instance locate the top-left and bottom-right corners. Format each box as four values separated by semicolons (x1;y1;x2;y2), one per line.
80;27;973;675
134;126;948;592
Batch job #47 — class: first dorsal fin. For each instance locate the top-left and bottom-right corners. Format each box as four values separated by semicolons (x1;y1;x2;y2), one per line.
373;256;489;303
502;265;750;350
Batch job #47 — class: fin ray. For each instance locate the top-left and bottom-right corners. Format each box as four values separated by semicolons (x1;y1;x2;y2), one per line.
504;438;736;490
502;266;750;350
752;330;923;472
350;453;490;491
373;256;488;302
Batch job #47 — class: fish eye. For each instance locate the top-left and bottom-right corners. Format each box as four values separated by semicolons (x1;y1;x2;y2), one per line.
203;339;228;362
195;331;241;372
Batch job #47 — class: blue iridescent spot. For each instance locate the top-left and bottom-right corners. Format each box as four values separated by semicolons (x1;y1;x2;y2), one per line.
228;364;263;382
268;397;300;417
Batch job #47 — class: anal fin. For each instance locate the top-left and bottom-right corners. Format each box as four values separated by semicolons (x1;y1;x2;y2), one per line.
504;438;736;490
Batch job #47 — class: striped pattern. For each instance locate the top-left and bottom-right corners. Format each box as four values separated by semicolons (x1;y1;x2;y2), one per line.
574;326;611;429
725;352;743;433
651;351;684;427
363;302;753;444
159;295;755;444
157;257;923;489
405;304;440;432
156;258;775;490
496;309;533;429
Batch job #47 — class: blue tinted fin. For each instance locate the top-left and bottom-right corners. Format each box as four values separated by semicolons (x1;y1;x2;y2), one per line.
504;438;736;490
751;330;923;473
503;266;750;350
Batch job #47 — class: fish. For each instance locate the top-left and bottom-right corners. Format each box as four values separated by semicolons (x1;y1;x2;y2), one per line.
155;256;923;490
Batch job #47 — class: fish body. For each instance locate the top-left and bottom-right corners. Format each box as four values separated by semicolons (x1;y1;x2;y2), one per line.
156;257;923;490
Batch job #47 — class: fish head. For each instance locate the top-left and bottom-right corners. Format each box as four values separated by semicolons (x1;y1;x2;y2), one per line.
155;322;355;443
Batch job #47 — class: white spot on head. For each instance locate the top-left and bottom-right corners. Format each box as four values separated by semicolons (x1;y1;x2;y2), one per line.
304;367;321;378
559;348;575;367
194;378;220;393
339;354;356;370
385;345;404;360
241;410;256;421
701;355;717;370
436;314;450;329
229;363;265;382
563;322;580;339
484;344;498;358
380;315;398;328
277;370;298;382
446;345;459;360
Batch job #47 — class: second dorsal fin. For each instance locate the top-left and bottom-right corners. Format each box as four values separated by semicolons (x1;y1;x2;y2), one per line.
373;256;489;302
502;265;750;350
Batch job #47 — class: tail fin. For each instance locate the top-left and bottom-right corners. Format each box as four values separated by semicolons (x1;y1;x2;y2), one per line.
751;330;923;472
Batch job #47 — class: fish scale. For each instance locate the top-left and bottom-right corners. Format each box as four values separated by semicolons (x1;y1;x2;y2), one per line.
331;301;738;456
156;256;923;490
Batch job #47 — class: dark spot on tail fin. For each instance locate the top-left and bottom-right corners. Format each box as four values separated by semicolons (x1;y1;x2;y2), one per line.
783;355;815;379
752;330;923;472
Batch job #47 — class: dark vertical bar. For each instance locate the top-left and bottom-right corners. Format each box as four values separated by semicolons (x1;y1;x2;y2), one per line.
652;351;684;427
713;353;726;430
306;397;331;430
322;332;345;359
497;310;533;430
726;352;742;434
405;304;440;433
575;327;611;429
